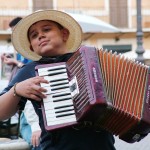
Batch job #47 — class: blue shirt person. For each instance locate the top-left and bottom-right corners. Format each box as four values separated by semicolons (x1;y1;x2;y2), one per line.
0;10;116;150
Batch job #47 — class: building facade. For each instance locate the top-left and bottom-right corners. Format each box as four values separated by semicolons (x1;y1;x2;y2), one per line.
0;0;150;51
0;1;150;149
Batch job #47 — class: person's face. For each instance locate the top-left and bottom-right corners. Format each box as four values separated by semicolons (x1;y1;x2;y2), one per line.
28;20;69;57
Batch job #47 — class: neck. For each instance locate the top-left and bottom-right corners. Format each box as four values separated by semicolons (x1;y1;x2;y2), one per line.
47;46;69;57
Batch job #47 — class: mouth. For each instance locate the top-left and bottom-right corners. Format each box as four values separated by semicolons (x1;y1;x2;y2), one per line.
39;40;49;47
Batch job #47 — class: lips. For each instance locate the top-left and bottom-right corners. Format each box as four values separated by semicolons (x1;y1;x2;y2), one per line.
39;40;49;47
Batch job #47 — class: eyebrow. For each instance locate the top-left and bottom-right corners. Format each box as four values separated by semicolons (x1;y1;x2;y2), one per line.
28;24;53;41
27;21;64;41
29;24;52;34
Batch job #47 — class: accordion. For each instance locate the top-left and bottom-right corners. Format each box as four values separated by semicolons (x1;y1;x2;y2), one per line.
35;46;150;143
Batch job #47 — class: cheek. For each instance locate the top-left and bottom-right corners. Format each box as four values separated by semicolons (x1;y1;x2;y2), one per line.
30;45;34;51
30;40;38;51
62;30;69;42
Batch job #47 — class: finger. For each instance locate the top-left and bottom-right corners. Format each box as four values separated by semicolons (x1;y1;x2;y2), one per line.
30;94;42;101
33;76;49;85
30;85;47;98
35;136;40;147
33;91;47;99
32;136;40;147
29;84;43;92
31;137;36;147
33;76;46;81
40;87;47;93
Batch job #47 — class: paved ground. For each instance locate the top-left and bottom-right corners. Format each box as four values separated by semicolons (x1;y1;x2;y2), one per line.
114;134;150;150
0;138;30;150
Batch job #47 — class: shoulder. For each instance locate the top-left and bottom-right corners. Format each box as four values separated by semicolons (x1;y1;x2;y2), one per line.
15;62;36;78
19;61;40;74
22;61;38;69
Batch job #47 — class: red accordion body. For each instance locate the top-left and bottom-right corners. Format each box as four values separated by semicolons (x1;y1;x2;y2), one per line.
35;46;150;143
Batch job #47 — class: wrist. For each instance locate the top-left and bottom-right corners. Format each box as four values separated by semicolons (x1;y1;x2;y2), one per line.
13;83;21;97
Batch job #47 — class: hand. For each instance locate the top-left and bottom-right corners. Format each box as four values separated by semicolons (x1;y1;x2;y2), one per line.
1;53;6;61
15;76;48;101
1;54;18;66
31;130;41;147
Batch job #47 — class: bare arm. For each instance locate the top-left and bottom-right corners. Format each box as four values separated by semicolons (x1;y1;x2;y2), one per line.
0;86;20;120
0;76;48;121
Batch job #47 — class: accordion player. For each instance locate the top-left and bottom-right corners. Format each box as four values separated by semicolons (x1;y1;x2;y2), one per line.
35;45;150;143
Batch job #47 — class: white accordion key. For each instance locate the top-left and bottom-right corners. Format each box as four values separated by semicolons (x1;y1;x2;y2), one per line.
38;64;67;76
47;115;76;126
40;74;68;87
43;92;76;126
38;64;66;72
43;94;74;110
38;68;67;76
42;83;70;94
44;92;72;102
45;109;75;118
44;99;74;111
37;64;79;128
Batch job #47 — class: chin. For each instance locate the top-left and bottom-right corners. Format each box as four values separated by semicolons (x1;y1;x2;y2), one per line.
40;47;63;56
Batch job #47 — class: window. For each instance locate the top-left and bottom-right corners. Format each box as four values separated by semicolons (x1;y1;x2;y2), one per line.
109;0;128;28
32;0;53;11
102;44;132;53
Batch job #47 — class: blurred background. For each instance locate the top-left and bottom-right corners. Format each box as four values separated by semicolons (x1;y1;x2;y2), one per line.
0;0;150;149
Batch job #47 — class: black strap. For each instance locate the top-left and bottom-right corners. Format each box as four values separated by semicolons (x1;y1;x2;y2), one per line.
39;53;74;64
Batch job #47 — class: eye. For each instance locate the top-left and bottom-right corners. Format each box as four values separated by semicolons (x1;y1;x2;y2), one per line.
43;26;51;32
30;32;38;40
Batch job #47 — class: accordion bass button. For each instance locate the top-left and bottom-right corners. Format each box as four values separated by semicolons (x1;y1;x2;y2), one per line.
132;134;141;141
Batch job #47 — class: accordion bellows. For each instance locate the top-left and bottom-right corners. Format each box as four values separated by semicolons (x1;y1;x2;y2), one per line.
35;46;150;143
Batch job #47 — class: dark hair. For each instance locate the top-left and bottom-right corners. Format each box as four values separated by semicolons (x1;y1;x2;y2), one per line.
9;17;22;27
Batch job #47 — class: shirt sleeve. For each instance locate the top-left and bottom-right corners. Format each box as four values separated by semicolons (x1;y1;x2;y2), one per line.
23;100;41;132
0;62;37;113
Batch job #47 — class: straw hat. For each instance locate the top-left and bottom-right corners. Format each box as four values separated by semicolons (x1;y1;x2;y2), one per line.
11;9;82;61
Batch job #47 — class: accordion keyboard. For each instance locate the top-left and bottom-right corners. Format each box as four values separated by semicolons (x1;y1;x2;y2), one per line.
37;64;77;126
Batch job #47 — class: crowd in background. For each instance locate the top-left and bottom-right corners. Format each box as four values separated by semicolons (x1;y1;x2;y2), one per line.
0;17;41;150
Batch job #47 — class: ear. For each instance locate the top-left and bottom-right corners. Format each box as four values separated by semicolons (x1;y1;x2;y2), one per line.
62;28;69;42
30;45;34;51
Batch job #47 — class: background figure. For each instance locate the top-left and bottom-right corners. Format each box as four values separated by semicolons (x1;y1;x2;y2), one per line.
8;17;24;81
20;101;41;150
1;53;24;82
0;17;41;149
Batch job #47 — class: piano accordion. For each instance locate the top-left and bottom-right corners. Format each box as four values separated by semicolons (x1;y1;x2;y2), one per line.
35;46;150;143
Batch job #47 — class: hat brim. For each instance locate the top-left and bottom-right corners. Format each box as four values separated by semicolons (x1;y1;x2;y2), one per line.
12;10;82;61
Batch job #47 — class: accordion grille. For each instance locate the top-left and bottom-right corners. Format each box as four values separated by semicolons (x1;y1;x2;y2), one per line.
95;49;149;135
67;52;92;117
98;49;148;118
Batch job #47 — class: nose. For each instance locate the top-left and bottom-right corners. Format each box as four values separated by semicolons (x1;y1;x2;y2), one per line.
38;31;45;40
